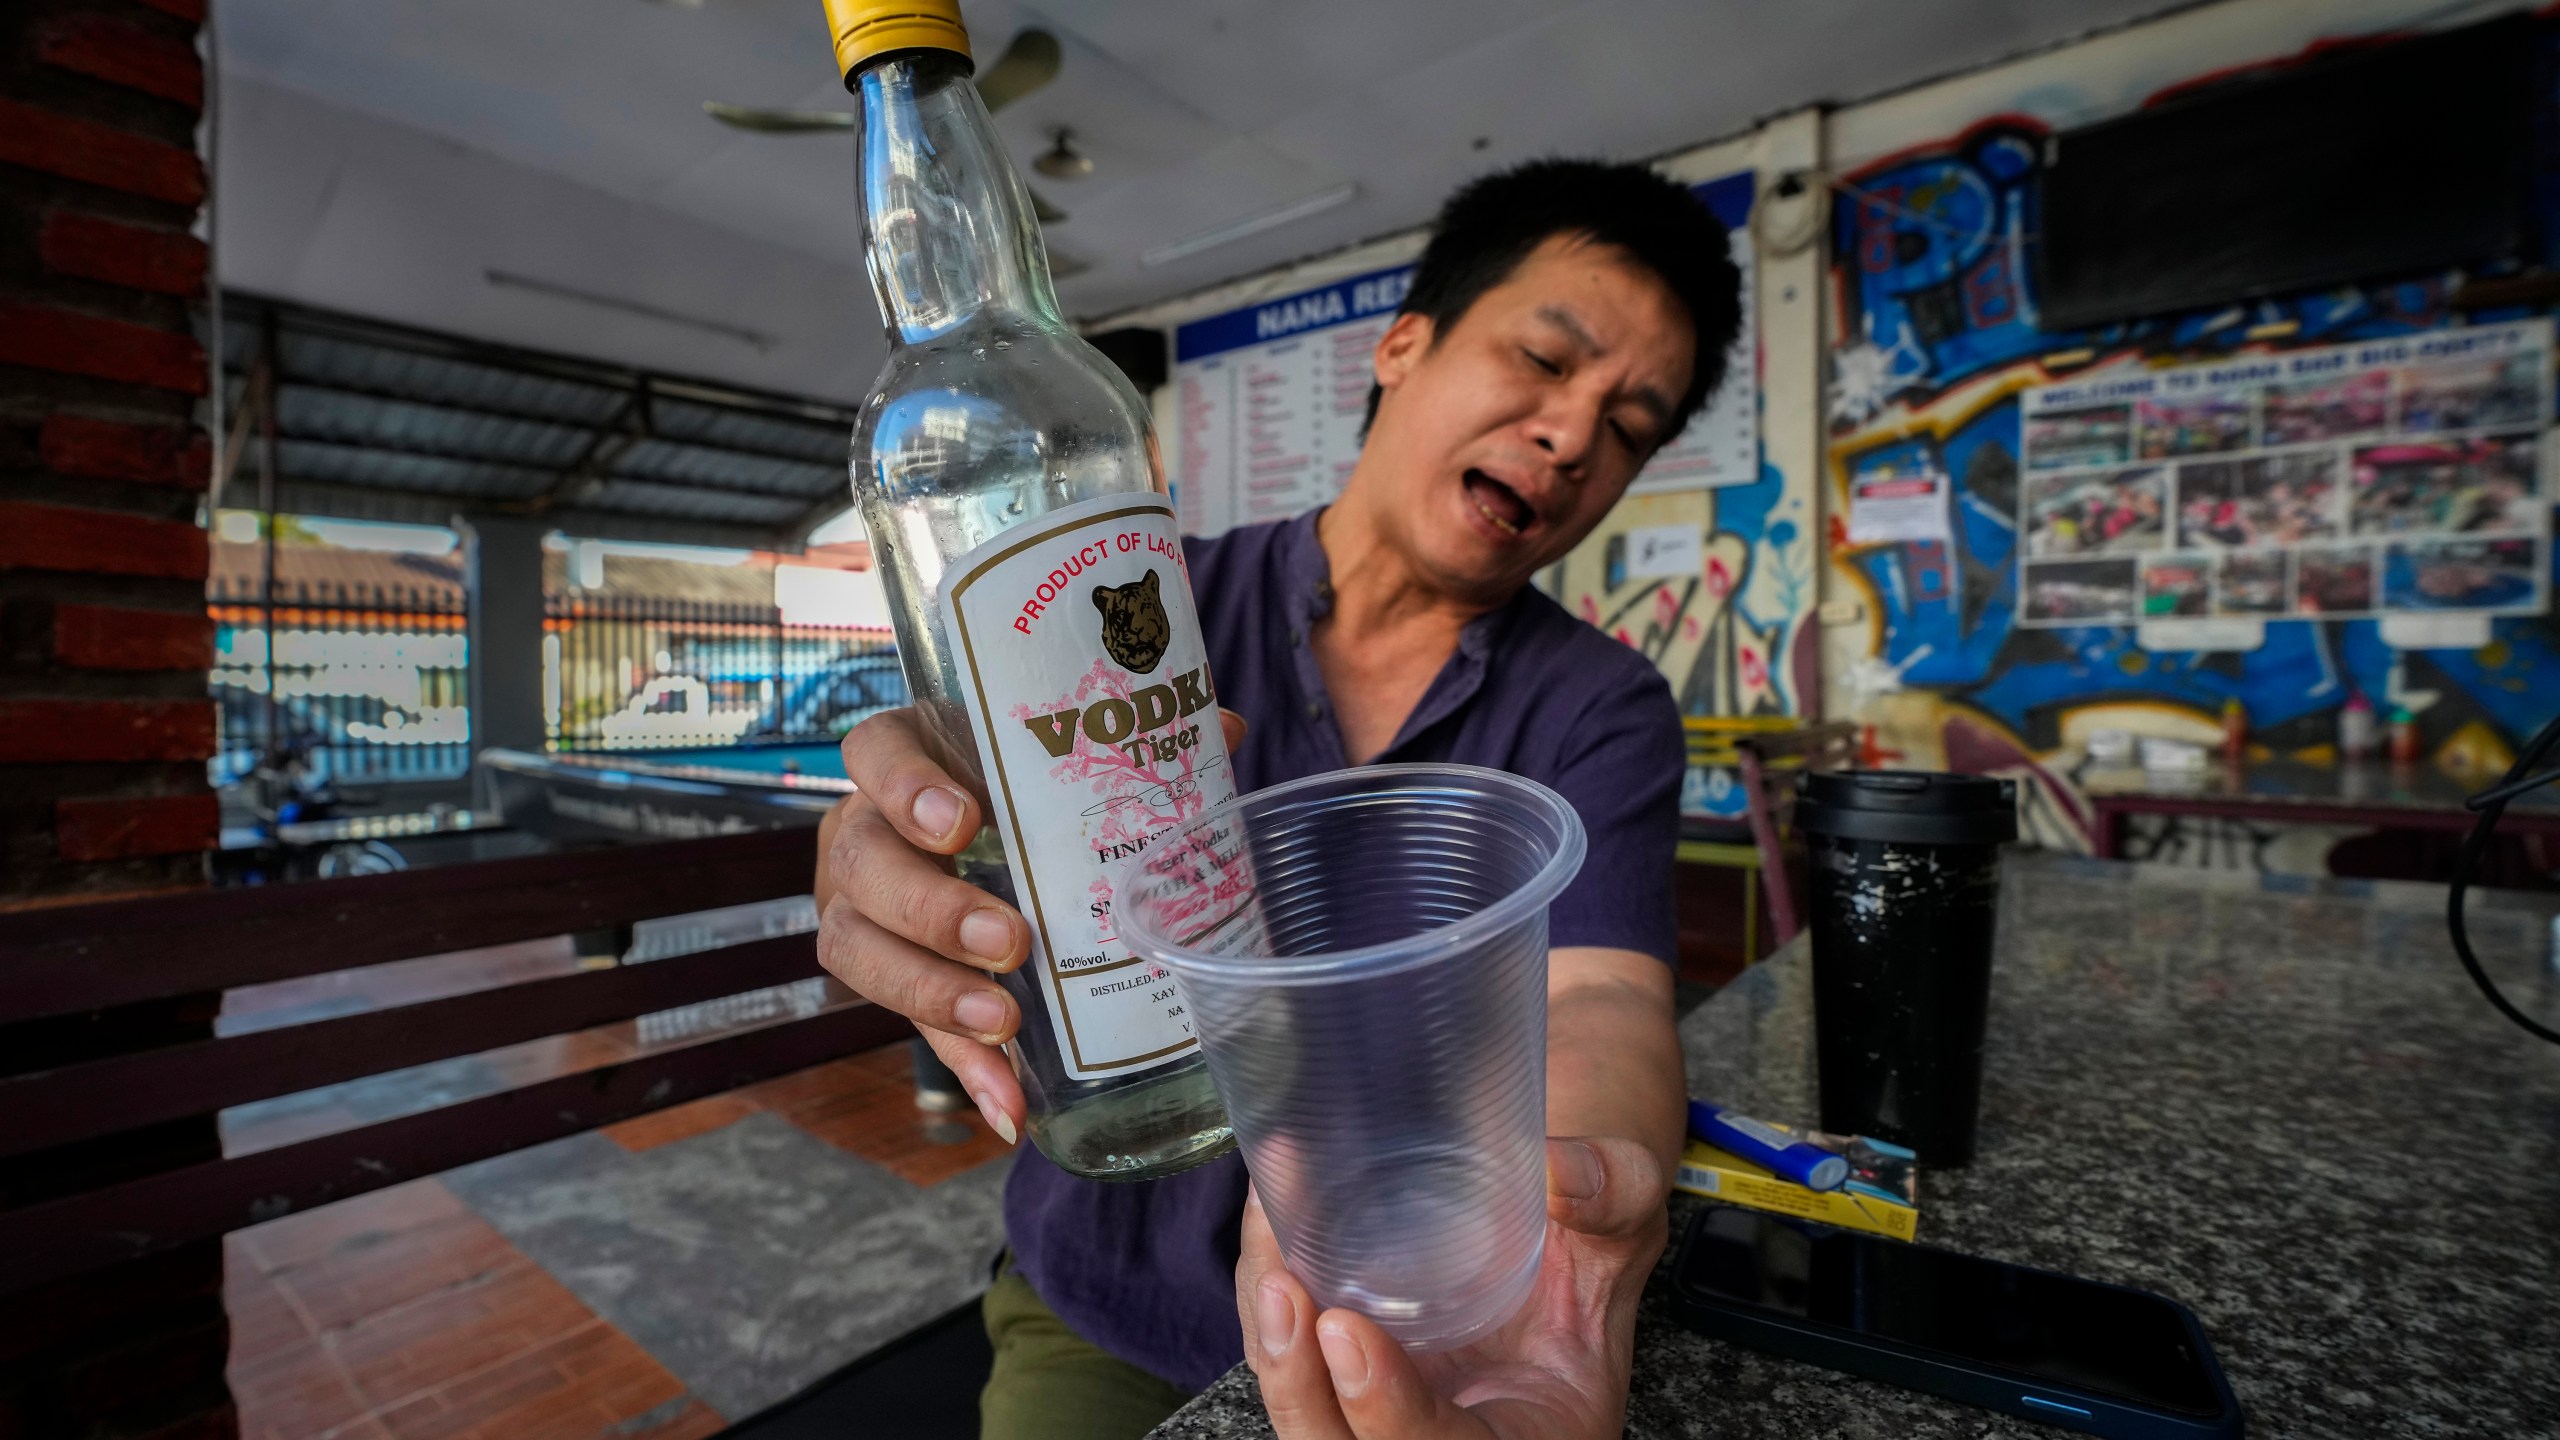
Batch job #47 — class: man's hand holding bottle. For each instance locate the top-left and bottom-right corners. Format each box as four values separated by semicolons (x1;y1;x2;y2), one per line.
813;705;1250;1145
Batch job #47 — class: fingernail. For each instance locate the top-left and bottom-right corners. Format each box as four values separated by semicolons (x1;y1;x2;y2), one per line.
1317;1319;1369;1398
959;908;1015;964
972;1093;1017;1146
1255;1277;1295;1359
912;786;965;842
1551;1139;1603;1200
954;990;1008;1040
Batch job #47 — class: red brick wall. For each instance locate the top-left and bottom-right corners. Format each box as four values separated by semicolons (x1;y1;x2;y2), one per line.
0;0;214;902
1;1;231;1437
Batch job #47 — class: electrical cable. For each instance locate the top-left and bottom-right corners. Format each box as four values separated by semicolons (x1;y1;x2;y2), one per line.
2445;709;2560;1046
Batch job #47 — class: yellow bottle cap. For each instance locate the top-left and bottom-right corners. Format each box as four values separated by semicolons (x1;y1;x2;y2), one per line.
821;0;972;78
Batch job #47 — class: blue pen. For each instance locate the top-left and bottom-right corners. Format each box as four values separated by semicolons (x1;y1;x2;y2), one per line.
1688;1100;1849;1192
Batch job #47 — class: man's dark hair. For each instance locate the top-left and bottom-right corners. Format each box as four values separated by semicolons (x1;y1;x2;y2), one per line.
1364;158;1743;444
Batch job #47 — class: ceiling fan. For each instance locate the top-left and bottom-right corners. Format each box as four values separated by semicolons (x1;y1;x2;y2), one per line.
705;28;1076;223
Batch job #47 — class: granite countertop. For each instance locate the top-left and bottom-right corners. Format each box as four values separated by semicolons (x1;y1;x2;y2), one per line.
1151;854;2560;1438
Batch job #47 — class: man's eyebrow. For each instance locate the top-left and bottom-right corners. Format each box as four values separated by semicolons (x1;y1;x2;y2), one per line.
1534;303;1673;426
1535;304;1603;354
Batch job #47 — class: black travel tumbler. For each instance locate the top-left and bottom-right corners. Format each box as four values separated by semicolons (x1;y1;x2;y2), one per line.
1796;770;2018;1166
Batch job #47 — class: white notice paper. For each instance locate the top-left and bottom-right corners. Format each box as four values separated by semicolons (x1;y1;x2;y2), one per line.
1625;524;1704;579
2136;618;2267;653
2381;613;2494;650
1846;471;1952;546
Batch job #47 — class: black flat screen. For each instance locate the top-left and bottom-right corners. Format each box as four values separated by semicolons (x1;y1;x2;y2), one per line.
1678;1206;2225;1417
2037;13;2532;330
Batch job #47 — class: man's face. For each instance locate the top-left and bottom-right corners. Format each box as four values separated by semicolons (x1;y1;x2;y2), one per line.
1361;234;1697;604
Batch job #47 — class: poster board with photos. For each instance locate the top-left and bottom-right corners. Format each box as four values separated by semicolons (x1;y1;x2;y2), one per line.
2014;318;2552;629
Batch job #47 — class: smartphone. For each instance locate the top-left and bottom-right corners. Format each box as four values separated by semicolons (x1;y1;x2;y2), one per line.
1669;1205;2244;1439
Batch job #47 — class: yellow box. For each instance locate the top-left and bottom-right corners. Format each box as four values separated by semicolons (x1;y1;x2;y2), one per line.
1673;1137;1920;1241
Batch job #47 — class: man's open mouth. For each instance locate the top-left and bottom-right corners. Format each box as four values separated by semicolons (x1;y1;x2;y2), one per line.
1464;470;1536;537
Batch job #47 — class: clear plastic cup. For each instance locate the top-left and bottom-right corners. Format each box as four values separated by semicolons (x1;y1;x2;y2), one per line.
1116;763;1586;1351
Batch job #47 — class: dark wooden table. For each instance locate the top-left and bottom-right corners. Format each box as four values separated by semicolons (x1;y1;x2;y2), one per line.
2079;757;2560;858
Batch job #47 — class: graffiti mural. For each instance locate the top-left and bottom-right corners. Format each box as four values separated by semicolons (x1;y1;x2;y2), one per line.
1831;122;2048;430
1825;44;2560;851
1544;473;1818;818
1546;481;1817;708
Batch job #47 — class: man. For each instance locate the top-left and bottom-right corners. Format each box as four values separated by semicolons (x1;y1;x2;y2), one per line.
815;158;1742;1439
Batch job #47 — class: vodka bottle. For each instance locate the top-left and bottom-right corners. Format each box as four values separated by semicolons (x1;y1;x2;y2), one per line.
823;0;1236;1180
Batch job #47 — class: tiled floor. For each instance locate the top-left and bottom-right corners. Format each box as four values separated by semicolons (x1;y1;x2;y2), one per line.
443;1116;1008;1421
226;1177;727;1440
224;943;1014;1440
727;1052;1010;1188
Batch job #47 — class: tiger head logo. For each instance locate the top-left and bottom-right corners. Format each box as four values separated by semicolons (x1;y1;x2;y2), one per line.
1092;570;1171;674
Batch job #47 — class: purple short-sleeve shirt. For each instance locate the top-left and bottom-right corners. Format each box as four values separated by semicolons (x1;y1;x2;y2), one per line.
1003;508;1684;1392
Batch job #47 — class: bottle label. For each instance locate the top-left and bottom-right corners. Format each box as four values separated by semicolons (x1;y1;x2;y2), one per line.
938;493;1237;1080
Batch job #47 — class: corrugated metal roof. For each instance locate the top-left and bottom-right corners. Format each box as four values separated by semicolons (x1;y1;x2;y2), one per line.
276;387;595;469
614;438;836;497
651;396;844;463
214;294;863;549
276;438;556;499
588;477;811;524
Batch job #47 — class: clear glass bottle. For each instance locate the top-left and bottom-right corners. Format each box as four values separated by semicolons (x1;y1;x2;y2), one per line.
825;0;1236;1180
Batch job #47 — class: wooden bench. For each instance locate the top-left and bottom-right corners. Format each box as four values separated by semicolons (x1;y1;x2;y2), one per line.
0;829;908;1295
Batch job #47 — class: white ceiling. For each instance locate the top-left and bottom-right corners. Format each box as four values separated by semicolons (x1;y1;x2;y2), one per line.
214;0;2202;403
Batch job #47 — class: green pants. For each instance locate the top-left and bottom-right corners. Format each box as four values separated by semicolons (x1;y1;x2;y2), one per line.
980;1267;1194;1440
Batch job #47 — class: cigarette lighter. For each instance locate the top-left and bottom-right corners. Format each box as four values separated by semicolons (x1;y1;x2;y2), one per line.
1688;1100;1849;1192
